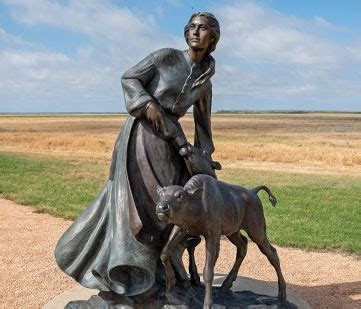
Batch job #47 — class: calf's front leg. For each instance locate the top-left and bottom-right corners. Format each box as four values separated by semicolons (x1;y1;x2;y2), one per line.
203;235;220;309
160;225;187;292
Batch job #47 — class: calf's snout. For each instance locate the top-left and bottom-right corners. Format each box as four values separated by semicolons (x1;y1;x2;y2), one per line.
156;202;170;213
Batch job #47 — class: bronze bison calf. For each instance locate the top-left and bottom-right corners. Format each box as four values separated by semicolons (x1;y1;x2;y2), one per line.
156;174;286;309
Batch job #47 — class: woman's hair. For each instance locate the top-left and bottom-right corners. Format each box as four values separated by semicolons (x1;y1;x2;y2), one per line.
184;12;220;54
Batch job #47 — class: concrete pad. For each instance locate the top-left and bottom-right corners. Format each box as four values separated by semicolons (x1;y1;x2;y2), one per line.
44;275;311;308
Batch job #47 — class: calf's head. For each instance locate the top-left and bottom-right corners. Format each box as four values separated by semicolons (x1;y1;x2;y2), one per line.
179;144;221;178
156;184;203;226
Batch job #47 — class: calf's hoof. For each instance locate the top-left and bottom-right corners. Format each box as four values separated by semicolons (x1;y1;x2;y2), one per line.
278;290;287;302
191;275;201;286
203;302;212;309
165;277;176;293
178;278;191;289
219;279;233;292
165;290;183;305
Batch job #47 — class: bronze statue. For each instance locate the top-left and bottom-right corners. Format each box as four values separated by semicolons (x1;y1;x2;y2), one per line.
55;11;220;303
55;12;293;308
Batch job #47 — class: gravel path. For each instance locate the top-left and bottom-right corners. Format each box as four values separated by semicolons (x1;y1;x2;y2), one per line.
1;199;360;308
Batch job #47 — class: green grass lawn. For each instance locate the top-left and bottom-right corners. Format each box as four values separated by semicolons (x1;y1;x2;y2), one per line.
0;152;108;219
1;152;360;254
219;168;361;254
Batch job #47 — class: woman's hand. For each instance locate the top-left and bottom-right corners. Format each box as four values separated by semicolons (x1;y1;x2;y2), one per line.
145;102;178;137
144;102;187;148
144;102;167;132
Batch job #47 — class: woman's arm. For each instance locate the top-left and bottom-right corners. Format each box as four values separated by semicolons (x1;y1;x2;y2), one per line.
178;83;219;177
121;53;157;118
121;52;187;148
193;82;215;155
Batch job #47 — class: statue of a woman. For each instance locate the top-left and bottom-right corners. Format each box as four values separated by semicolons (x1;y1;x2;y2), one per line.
55;12;220;300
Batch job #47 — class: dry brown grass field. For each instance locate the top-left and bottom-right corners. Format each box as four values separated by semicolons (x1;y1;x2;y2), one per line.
0;113;360;176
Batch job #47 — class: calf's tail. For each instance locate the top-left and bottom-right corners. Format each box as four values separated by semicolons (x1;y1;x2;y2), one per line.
252;185;277;207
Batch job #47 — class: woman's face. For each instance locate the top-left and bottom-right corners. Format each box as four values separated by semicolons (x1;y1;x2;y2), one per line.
187;16;213;51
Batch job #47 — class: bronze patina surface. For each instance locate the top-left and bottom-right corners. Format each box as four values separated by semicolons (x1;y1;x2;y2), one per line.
55;12;293;309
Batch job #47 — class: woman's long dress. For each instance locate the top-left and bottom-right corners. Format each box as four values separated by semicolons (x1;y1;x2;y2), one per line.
55;48;215;296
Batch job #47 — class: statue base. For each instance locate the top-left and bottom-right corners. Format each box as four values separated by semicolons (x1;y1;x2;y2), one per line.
65;286;296;309
45;276;310;309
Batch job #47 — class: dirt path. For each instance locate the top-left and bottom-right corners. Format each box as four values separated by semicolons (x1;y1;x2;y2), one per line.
0;199;360;308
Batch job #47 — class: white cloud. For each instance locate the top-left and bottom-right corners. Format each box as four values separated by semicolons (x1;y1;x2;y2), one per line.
0;0;360;112
0;27;25;46
2;50;70;67
216;2;353;66
3;0;176;46
312;16;348;33
0;0;184;112
348;42;361;62
211;1;361;109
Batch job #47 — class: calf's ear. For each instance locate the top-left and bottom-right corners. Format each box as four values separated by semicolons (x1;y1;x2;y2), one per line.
156;185;163;196
186;187;203;198
211;160;222;170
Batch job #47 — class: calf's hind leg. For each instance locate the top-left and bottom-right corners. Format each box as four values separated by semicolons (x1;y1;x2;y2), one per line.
220;232;248;291
186;236;201;285
246;203;286;301
250;233;287;301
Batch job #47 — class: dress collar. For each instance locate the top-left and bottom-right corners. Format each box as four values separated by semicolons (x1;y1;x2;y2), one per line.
182;50;215;88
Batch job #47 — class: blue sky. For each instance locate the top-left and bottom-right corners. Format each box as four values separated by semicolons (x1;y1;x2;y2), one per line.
1;0;360;112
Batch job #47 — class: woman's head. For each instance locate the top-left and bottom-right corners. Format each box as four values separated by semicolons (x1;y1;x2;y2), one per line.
184;12;220;54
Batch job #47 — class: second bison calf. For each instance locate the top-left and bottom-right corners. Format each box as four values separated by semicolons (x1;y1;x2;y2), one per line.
156;174;286;309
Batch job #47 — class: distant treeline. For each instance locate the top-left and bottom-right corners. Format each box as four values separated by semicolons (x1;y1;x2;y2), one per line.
214;110;361;114
1;110;360;115
0;112;127;115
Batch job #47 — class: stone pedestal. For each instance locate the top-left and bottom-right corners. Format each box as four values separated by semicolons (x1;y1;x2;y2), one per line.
44;275;310;309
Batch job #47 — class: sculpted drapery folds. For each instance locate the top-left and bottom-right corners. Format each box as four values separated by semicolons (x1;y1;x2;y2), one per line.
55;12;220;297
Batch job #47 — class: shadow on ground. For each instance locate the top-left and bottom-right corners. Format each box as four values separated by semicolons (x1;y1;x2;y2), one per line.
272;279;360;308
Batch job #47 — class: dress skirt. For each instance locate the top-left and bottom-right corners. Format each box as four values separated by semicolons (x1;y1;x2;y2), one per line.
55;116;189;296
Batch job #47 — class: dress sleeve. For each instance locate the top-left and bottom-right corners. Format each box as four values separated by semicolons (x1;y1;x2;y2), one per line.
121;53;157;117
193;82;215;155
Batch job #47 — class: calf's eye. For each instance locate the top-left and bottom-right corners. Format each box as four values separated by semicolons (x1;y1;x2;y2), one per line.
175;191;186;201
